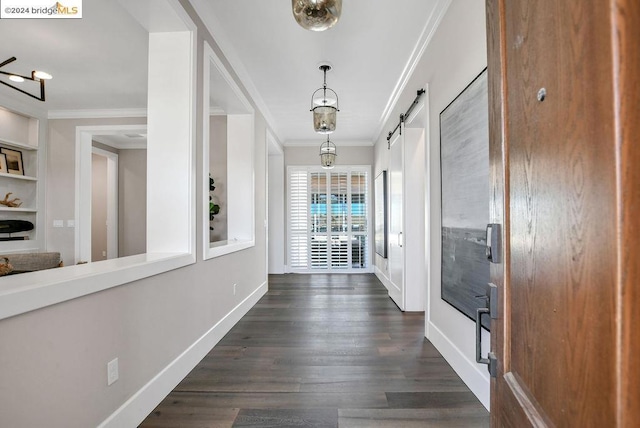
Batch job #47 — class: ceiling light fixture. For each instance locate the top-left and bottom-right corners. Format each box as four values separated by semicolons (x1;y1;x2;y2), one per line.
320;135;337;169
0;57;52;102
292;0;342;32
311;64;339;134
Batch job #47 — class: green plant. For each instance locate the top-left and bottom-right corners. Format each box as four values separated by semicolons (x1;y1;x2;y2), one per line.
209;175;220;230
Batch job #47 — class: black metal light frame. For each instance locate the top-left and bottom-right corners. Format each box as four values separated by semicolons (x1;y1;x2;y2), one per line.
310;64;339;133
0;57;47;102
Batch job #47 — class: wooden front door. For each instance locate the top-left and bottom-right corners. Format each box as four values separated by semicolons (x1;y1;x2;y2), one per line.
485;0;639;425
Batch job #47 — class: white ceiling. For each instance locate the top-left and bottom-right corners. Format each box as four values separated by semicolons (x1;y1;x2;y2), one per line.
192;0;443;145
0;0;444;146
0;0;148;111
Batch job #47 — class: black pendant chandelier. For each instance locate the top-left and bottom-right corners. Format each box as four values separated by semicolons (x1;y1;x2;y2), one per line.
319;135;337;169
0;57;52;102
310;64;339;134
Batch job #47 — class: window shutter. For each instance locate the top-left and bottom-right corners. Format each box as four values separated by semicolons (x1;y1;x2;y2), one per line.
288;167;370;272
289;170;308;270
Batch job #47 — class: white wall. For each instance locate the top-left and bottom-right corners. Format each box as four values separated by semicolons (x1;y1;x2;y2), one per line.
285;145;373;167
268;153;285;273
118;149;146;257
91;153;108;261
0;2;271;427
373;0;490;410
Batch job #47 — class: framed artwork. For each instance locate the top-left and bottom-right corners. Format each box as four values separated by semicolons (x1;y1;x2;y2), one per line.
374;170;388;258
439;68;491;330
1;148;24;175
0;153;7;174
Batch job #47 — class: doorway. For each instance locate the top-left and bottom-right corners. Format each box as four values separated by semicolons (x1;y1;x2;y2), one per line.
288;166;371;273
75;124;147;263
91;147;118;261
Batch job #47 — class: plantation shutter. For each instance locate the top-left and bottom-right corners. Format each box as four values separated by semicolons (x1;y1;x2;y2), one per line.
289;170;308;270
288;166;370;272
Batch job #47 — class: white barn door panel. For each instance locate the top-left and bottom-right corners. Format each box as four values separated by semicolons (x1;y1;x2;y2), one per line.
386;126;426;312
388;133;405;309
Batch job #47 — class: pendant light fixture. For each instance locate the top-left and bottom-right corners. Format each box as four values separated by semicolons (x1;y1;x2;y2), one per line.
320;135;337;169
311;64;339;134
0;57;52;102
292;0;342;32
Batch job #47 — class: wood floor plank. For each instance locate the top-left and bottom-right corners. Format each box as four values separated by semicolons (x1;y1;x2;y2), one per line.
139;406;239;428
339;408;490;428
232;408;338;427
139;274;489;427
157;391;389;409
385;391;486;409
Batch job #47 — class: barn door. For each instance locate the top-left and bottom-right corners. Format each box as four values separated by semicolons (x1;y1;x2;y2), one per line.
388;131;405;310
486;0;639;425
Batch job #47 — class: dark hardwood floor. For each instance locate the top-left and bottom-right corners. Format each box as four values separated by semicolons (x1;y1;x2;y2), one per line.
140;274;489;427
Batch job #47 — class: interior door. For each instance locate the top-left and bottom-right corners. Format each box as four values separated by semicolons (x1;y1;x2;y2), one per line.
388;131;404;309
486;0;639;425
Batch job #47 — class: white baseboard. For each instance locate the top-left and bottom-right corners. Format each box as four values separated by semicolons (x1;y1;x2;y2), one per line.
98;281;268;428
374;265;403;309
427;321;490;410
374;265;392;292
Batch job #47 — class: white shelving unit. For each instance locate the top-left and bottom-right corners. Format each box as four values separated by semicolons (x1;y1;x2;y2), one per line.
0;106;43;252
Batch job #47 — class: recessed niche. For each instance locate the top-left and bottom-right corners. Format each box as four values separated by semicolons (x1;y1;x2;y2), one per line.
203;42;255;259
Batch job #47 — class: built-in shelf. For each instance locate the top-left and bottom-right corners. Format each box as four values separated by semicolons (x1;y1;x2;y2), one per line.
0;207;36;213
0;172;37;182
0;106;42;251
0;138;38;151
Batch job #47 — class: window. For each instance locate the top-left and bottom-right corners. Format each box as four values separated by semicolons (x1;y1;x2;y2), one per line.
288;166;371;272
202;42;255;259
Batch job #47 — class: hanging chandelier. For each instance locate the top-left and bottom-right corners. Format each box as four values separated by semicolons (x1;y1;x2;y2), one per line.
292;0;342;32
311;64;339;134
0;57;52;102
320;135;337;169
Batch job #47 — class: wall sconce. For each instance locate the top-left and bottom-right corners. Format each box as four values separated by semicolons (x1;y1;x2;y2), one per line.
320;135;337;169
311;64;339;134
292;0;342;32
0;57;52;102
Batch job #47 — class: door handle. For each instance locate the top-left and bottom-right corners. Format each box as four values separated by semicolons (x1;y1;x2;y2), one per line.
475;307;490;365
476;283;498;377
398;232;403;248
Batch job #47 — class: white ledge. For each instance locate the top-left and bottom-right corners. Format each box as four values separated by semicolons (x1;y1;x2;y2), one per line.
204;239;254;260
0;252;195;321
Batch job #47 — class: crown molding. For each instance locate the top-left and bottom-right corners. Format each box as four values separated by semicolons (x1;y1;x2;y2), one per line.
48;108;147;120
373;0;452;142
209;107;226;116
92;135;147;150
284;139;374;148
190;0;282;142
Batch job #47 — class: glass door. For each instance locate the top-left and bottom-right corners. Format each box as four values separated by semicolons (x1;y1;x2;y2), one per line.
289;167;370;272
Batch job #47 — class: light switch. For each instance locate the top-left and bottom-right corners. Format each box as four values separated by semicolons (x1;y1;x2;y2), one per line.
53;220;64;228
67;220;75;227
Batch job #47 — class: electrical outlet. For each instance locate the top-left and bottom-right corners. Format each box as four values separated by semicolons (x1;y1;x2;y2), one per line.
233;283;237;295
53;220;64;228
107;358;119;386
